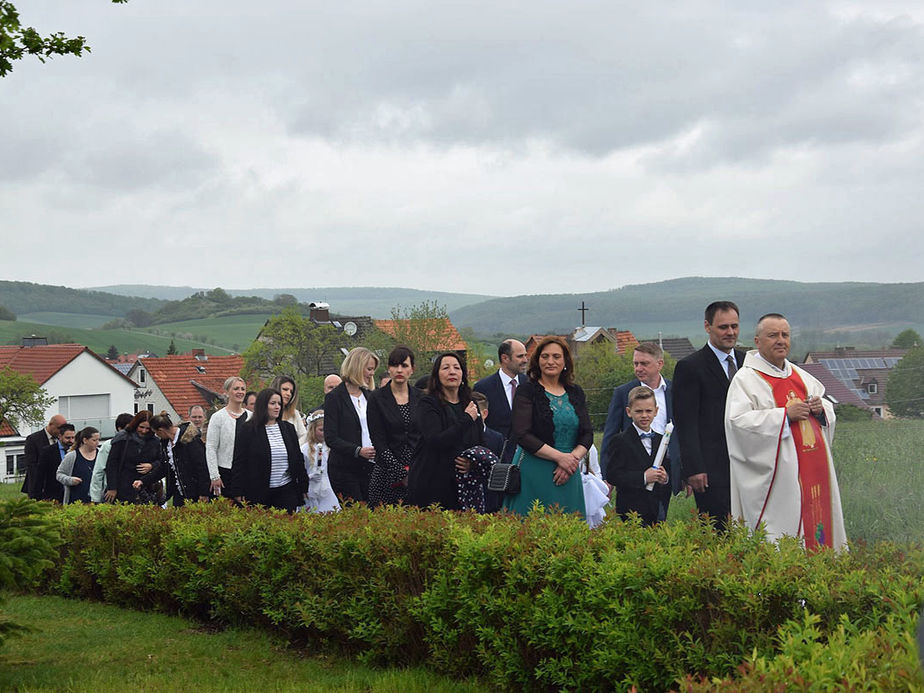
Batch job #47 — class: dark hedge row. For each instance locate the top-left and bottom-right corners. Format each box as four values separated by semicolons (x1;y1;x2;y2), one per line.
35;501;924;691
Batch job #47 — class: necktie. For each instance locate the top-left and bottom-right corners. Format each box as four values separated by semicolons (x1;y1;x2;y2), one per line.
509;377;517;407
726;354;738;379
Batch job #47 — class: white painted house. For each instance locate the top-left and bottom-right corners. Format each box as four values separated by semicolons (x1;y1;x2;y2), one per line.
0;342;137;483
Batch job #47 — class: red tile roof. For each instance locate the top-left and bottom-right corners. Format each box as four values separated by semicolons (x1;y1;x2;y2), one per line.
610;330;639;355
374;318;467;352
0;421;19;436
0;343;135;386
138;355;245;417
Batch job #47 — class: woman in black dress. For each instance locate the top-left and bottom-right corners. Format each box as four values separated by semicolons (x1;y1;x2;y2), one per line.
407;352;483;510
230;388;308;513
367;345;421;506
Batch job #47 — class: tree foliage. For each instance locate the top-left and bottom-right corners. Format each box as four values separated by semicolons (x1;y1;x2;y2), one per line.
0;1;127;78
0;304;15;321
891;329;922;349
0;367;56;430
0;498;62;648
105;344;119;360
886;346;924;417
243;308;348;381
166;339;177;355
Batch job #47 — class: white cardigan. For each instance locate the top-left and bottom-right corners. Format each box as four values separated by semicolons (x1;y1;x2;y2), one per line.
205;407;251;480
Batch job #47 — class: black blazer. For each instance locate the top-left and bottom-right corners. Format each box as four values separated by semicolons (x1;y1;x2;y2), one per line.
671;345;745;486
323;382;372;475
22;428;54;498
37;442;66;502
367;384;422;465
510;381;594;455
472;371;528;442
600;377;681;492
605;427;668;526
156;422;210;500
106;433;164;502
407;394;483;510
230;419;308;505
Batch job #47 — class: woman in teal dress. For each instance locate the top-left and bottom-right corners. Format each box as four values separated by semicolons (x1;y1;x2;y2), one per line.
505;336;594;518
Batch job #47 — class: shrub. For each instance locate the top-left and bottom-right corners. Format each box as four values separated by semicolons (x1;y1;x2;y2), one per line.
35;502;924;690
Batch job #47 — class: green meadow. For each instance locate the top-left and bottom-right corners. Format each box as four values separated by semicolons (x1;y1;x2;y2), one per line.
142;313;275;351
0;319;231;356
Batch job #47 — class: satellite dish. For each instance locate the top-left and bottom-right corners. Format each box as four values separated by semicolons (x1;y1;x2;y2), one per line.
484;359;495;369
343;321;357;337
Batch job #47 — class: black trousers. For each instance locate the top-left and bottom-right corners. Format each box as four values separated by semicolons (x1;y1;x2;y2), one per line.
693;484;731;531
328;461;370;505
265;482;300;514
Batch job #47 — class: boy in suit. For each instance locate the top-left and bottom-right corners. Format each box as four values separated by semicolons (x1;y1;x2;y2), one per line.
470;390;505;512
605;387;670;527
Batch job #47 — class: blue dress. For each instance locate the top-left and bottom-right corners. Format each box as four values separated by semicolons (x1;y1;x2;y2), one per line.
504;391;586;518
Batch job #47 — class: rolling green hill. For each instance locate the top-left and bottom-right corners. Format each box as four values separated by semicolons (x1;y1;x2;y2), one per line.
91;285;496;316
449;277;924;345
0;320;230;357
143;314;276;351
0;280;164;318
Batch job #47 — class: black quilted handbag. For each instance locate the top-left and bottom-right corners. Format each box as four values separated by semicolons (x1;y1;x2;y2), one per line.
486;447;522;495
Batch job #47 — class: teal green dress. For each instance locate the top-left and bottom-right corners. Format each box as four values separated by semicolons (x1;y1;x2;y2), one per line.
504;391;586;518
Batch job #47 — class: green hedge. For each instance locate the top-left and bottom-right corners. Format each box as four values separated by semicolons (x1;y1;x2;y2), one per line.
37;502;924;691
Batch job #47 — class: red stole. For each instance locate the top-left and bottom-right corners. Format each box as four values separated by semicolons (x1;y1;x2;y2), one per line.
757;368;833;551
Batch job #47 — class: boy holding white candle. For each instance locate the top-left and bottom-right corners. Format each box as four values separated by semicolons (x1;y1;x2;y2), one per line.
604;387;670;526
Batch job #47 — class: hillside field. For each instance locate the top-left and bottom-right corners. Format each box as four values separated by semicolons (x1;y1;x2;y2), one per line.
0;319;230;356
142;314;274;351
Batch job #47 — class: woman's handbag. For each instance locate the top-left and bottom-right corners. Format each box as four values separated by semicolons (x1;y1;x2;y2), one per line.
486;446;523;495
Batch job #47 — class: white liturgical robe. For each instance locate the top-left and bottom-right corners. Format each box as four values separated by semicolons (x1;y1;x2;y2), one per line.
725;351;847;551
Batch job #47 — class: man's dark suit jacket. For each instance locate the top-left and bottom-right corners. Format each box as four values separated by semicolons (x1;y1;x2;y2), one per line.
671;345;746;520
21;428;54;498
36;441;66;503
472;370;527;463
604;426;668;526
600;377;681;492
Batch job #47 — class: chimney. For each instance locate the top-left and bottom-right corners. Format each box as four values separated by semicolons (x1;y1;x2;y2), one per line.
22;335;48;347
191;349;207;361
308;301;330;323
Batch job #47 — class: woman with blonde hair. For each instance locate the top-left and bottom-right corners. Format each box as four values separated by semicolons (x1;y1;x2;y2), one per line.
323;346;379;503
206;375;251;498
270;375;309;447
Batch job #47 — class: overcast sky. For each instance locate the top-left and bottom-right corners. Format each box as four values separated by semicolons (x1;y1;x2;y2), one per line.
4;1;924;295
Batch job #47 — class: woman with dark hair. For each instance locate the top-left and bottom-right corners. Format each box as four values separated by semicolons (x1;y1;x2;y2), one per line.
56;426;99;505
367;345;421;506
105;410;163;504
324;347;379;503
270;375;309;447
150;412;210;506
407;352;483;510
505;336;593;518
230;388;308;512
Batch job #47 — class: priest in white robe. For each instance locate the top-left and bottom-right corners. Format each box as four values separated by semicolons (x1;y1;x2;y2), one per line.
725;313;847;551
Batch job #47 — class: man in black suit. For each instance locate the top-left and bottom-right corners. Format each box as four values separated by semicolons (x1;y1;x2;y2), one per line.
473;339;528;463
600;342;680;520
672;300;745;528
21;414;67;499
35;423;76;502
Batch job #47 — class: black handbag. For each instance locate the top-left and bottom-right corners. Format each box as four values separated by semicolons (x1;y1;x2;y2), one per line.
486;446;522;495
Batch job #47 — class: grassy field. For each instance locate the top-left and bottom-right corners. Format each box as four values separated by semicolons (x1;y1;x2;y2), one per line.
0;319;231;356
17;312;115;329
0;595;485;693
143;314;275;351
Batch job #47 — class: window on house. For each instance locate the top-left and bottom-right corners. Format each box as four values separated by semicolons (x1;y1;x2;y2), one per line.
139;370;146;383
6;453;25;477
58;394;110;420
147;403;155;413
867;383;878;394
134;403;139;414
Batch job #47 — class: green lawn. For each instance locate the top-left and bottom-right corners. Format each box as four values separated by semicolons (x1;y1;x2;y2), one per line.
0;595;485;692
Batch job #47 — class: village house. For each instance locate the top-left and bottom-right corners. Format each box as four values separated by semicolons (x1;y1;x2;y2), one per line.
0;340;137;483
525;327;639;359
803;347;908;418
126;350;245;424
